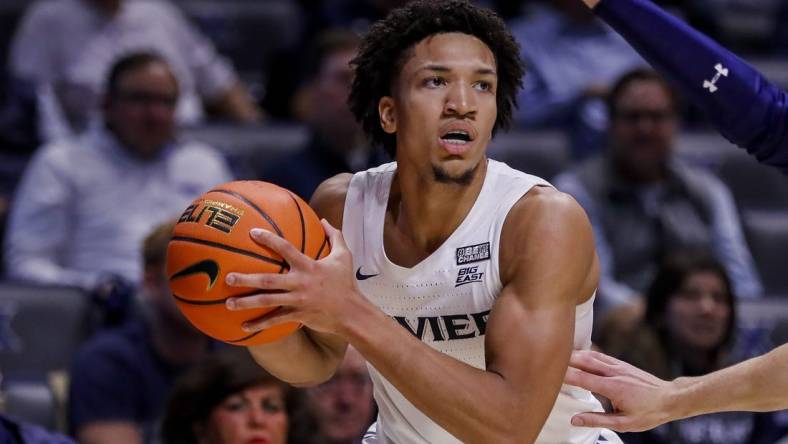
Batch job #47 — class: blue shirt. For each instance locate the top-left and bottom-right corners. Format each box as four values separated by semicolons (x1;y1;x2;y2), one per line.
4;125;232;289
68;321;189;442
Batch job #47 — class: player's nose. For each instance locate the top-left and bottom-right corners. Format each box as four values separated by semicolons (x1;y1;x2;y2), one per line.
444;82;477;117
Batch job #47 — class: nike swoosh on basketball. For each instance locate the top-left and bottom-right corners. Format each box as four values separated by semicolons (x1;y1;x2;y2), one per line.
170;259;220;290
355;266;379;281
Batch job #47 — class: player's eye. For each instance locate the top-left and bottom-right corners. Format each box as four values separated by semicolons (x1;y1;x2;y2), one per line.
474;81;493;92
424;76;446;88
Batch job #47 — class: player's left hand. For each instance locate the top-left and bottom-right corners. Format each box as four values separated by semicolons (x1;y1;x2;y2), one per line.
224;219;367;336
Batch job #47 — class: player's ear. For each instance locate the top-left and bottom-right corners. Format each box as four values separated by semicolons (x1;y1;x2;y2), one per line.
378;96;397;134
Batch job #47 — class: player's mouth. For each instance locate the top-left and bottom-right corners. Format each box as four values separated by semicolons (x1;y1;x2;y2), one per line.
438;122;477;155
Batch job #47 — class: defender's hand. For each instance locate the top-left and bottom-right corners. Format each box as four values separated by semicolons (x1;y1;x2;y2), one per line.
564;350;675;432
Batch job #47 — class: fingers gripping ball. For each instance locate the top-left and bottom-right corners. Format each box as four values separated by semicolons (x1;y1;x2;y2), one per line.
166;181;330;346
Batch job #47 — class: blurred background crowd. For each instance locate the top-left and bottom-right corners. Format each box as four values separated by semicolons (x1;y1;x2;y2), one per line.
0;0;786;443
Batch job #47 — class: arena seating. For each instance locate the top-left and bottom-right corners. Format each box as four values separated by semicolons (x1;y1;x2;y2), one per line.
487;130;571;181
0;283;89;431
0;283;90;379
180;122;309;179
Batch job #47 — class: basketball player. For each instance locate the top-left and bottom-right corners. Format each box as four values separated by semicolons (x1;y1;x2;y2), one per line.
558;0;788;433
224;1;619;442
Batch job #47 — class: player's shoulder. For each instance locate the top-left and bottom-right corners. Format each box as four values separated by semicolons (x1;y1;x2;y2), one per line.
512;186;586;224
499;186;595;286
310;173;353;228
501;186;592;250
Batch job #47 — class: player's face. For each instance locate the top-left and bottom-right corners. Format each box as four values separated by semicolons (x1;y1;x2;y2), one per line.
307;347;374;441
201;384;288;444
104;62;178;160
381;32;497;184
665;271;731;351
610;79;677;180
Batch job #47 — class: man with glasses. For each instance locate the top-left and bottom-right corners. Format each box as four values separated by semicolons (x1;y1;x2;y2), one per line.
554;68;761;315
4;52;232;321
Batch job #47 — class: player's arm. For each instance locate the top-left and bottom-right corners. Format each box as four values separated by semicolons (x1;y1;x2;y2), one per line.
582;0;788;173
566;344;788;432
344;188;592;443
244;174;351;386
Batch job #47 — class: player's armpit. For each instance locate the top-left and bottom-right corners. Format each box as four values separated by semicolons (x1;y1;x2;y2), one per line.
309;173;353;229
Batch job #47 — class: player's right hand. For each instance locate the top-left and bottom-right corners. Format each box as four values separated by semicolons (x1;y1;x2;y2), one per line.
564;350;676;432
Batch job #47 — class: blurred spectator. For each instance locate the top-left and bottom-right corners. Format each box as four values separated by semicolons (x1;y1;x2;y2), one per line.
293;345;375;444
509;0;644;158
554;69;761;315
0;75;40;275
68;220;213;444
317;0;409;35
8;0;261;141
161;350;301;444
4;52;232;320
261;29;387;201
597;251;783;444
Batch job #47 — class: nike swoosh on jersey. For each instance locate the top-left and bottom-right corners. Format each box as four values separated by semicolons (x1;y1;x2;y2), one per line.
355;266;379;281
170;259;220;290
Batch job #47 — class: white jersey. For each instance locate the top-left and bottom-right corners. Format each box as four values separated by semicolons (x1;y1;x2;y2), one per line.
342;160;616;444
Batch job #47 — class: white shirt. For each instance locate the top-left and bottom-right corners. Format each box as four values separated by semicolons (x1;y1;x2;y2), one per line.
4;124;233;289
343;160;610;444
9;0;238;139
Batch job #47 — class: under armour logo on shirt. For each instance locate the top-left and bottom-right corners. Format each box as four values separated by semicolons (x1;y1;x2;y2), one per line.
703;63;729;93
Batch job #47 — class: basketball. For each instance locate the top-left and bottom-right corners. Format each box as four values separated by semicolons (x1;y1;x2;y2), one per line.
166;181;330;346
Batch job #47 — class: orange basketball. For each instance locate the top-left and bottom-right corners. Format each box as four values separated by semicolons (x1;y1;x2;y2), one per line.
166;181;330;346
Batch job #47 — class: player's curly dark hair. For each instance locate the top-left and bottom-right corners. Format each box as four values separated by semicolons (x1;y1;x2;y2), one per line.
348;0;524;157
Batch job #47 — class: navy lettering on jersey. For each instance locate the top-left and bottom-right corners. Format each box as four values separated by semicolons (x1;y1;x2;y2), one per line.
394;316;445;341
455;265;484;287
393;310;491;341
442;314;476;340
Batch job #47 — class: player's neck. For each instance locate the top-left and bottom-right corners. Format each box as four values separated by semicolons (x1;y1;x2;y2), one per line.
387;160;487;255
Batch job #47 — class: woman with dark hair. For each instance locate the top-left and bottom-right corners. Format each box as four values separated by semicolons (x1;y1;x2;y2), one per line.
160;350;302;444
640;251;736;380
599;251;781;444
